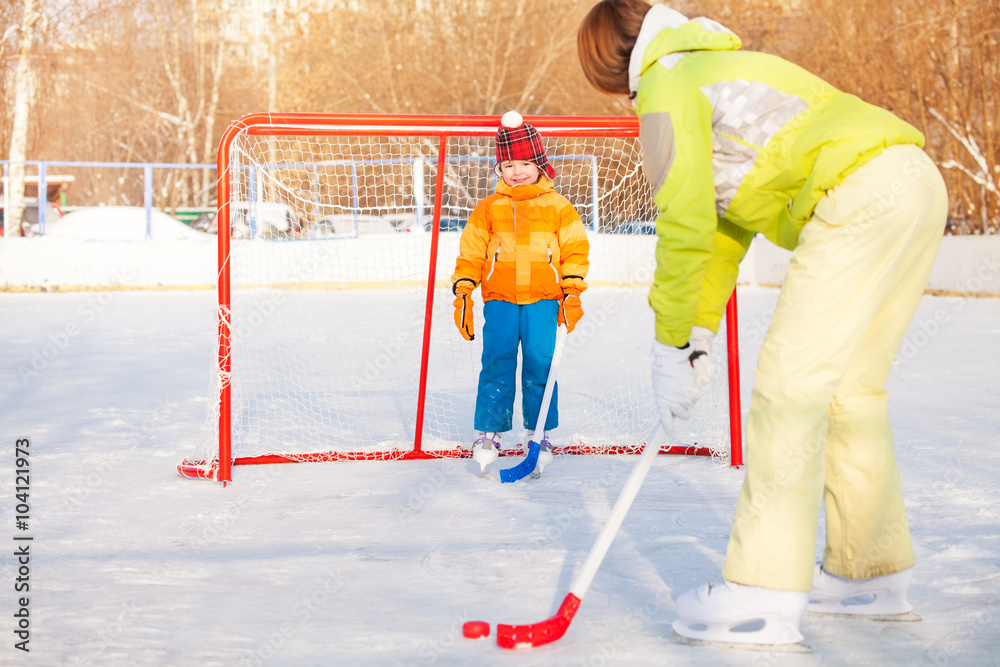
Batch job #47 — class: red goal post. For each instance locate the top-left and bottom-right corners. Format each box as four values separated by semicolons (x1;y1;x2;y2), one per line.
178;113;744;483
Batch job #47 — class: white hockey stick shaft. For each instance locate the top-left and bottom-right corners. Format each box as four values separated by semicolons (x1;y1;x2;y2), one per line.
534;326;567;434
568;423;669;599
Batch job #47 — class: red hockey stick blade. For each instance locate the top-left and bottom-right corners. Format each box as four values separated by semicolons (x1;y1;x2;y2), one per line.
496;593;581;649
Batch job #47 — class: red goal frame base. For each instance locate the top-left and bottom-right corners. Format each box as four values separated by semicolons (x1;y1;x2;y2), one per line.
176;443;722;481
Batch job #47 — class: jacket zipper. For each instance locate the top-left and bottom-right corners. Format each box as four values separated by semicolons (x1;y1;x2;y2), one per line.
548;248;560;284
486;244;501;281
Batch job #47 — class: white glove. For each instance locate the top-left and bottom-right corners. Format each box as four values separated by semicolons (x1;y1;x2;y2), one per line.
688;326;717;389
651;338;702;433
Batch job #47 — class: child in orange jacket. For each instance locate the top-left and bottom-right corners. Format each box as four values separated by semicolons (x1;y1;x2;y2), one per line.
451;112;590;476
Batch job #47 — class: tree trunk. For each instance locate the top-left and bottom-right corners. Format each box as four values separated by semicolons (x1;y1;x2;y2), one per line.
6;0;42;238
200;42;225;208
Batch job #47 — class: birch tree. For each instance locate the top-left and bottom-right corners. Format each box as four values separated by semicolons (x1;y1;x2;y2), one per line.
4;0;46;237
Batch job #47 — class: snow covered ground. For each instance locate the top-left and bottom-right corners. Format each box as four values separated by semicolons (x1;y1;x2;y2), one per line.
1;220;999;665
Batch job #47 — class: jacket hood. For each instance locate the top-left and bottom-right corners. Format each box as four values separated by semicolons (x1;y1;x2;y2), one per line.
628;5;742;96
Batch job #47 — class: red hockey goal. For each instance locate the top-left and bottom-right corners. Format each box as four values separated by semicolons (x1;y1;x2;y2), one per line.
178;113;743;482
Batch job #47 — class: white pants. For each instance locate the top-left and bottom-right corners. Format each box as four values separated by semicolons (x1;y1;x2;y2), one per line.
722;145;949;591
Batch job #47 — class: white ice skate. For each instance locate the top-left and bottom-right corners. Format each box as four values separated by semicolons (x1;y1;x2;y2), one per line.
471;432;501;477
525;431;553;479
672;580;810;652
808;564;920;621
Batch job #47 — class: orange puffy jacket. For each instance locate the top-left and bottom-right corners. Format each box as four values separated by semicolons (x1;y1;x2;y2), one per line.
451;175;589;304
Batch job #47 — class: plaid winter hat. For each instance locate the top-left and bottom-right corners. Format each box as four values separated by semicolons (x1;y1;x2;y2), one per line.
495;112;555;180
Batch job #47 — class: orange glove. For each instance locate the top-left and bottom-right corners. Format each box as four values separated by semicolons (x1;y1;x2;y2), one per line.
558;289;584;333
453;280;476;341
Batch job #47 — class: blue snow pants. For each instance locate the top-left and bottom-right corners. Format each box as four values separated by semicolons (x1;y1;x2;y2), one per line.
474;299;559;434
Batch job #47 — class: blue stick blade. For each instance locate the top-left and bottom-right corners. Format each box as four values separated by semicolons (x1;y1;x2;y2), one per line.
499;441;541;484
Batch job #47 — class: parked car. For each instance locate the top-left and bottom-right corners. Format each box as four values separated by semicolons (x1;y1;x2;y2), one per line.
189;201;303;239
0;198;63;236
428;216;466;232
231;201;303;239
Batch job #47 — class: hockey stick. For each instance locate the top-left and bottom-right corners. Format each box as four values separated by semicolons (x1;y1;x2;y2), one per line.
496;423;669;648
499;326;568;483
498;441;540;483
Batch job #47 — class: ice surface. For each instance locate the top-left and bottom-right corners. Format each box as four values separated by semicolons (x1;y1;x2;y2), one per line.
1;280;999;664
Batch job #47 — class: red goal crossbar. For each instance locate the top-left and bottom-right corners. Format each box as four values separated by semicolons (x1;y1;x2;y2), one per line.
179;113;743;483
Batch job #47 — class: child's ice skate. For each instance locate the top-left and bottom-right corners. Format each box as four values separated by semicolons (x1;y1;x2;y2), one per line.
807;564;920;621
471;432;501;477
672;580;810;652
525;431;553;479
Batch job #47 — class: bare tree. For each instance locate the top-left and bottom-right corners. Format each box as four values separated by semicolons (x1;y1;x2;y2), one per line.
9;1;248;212
4;0;46;237
0;2;19;150
148;0;229;209
781;0;999;233
282;0;617;117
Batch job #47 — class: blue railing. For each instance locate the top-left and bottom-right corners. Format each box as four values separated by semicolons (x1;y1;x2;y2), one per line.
3;154;616;239
1;160;213;238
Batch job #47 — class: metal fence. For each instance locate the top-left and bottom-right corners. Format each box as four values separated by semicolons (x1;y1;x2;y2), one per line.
1;157;656;239
1;160;214;237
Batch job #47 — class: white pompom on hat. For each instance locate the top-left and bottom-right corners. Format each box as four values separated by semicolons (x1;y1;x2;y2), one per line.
494;110;555;179
501;110;523;128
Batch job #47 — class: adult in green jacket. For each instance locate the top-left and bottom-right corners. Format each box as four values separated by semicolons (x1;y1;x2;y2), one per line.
579;0;948;650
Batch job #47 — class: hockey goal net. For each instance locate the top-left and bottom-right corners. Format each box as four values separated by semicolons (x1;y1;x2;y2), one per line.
179;113;742;482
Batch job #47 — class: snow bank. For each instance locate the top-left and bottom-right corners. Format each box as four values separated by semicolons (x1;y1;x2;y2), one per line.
44;206;214;242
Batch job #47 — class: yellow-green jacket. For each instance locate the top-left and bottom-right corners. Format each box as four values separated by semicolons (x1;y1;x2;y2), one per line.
451;175;589;304
632;6;925;346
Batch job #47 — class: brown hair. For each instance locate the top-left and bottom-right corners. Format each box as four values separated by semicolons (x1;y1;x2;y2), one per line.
577;0;652;96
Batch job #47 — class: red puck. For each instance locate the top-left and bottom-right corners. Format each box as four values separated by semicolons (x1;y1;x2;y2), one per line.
462;620;490;639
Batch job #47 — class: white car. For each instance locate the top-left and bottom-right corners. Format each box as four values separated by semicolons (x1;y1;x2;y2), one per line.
227;201;303;239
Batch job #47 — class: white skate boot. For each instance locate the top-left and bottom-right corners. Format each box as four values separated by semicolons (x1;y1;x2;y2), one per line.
471;432;500;477
672;580;810;652
808;564;920;621
525;431;553;479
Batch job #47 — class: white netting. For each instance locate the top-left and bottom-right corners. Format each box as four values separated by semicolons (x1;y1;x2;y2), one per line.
186;119;734;475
